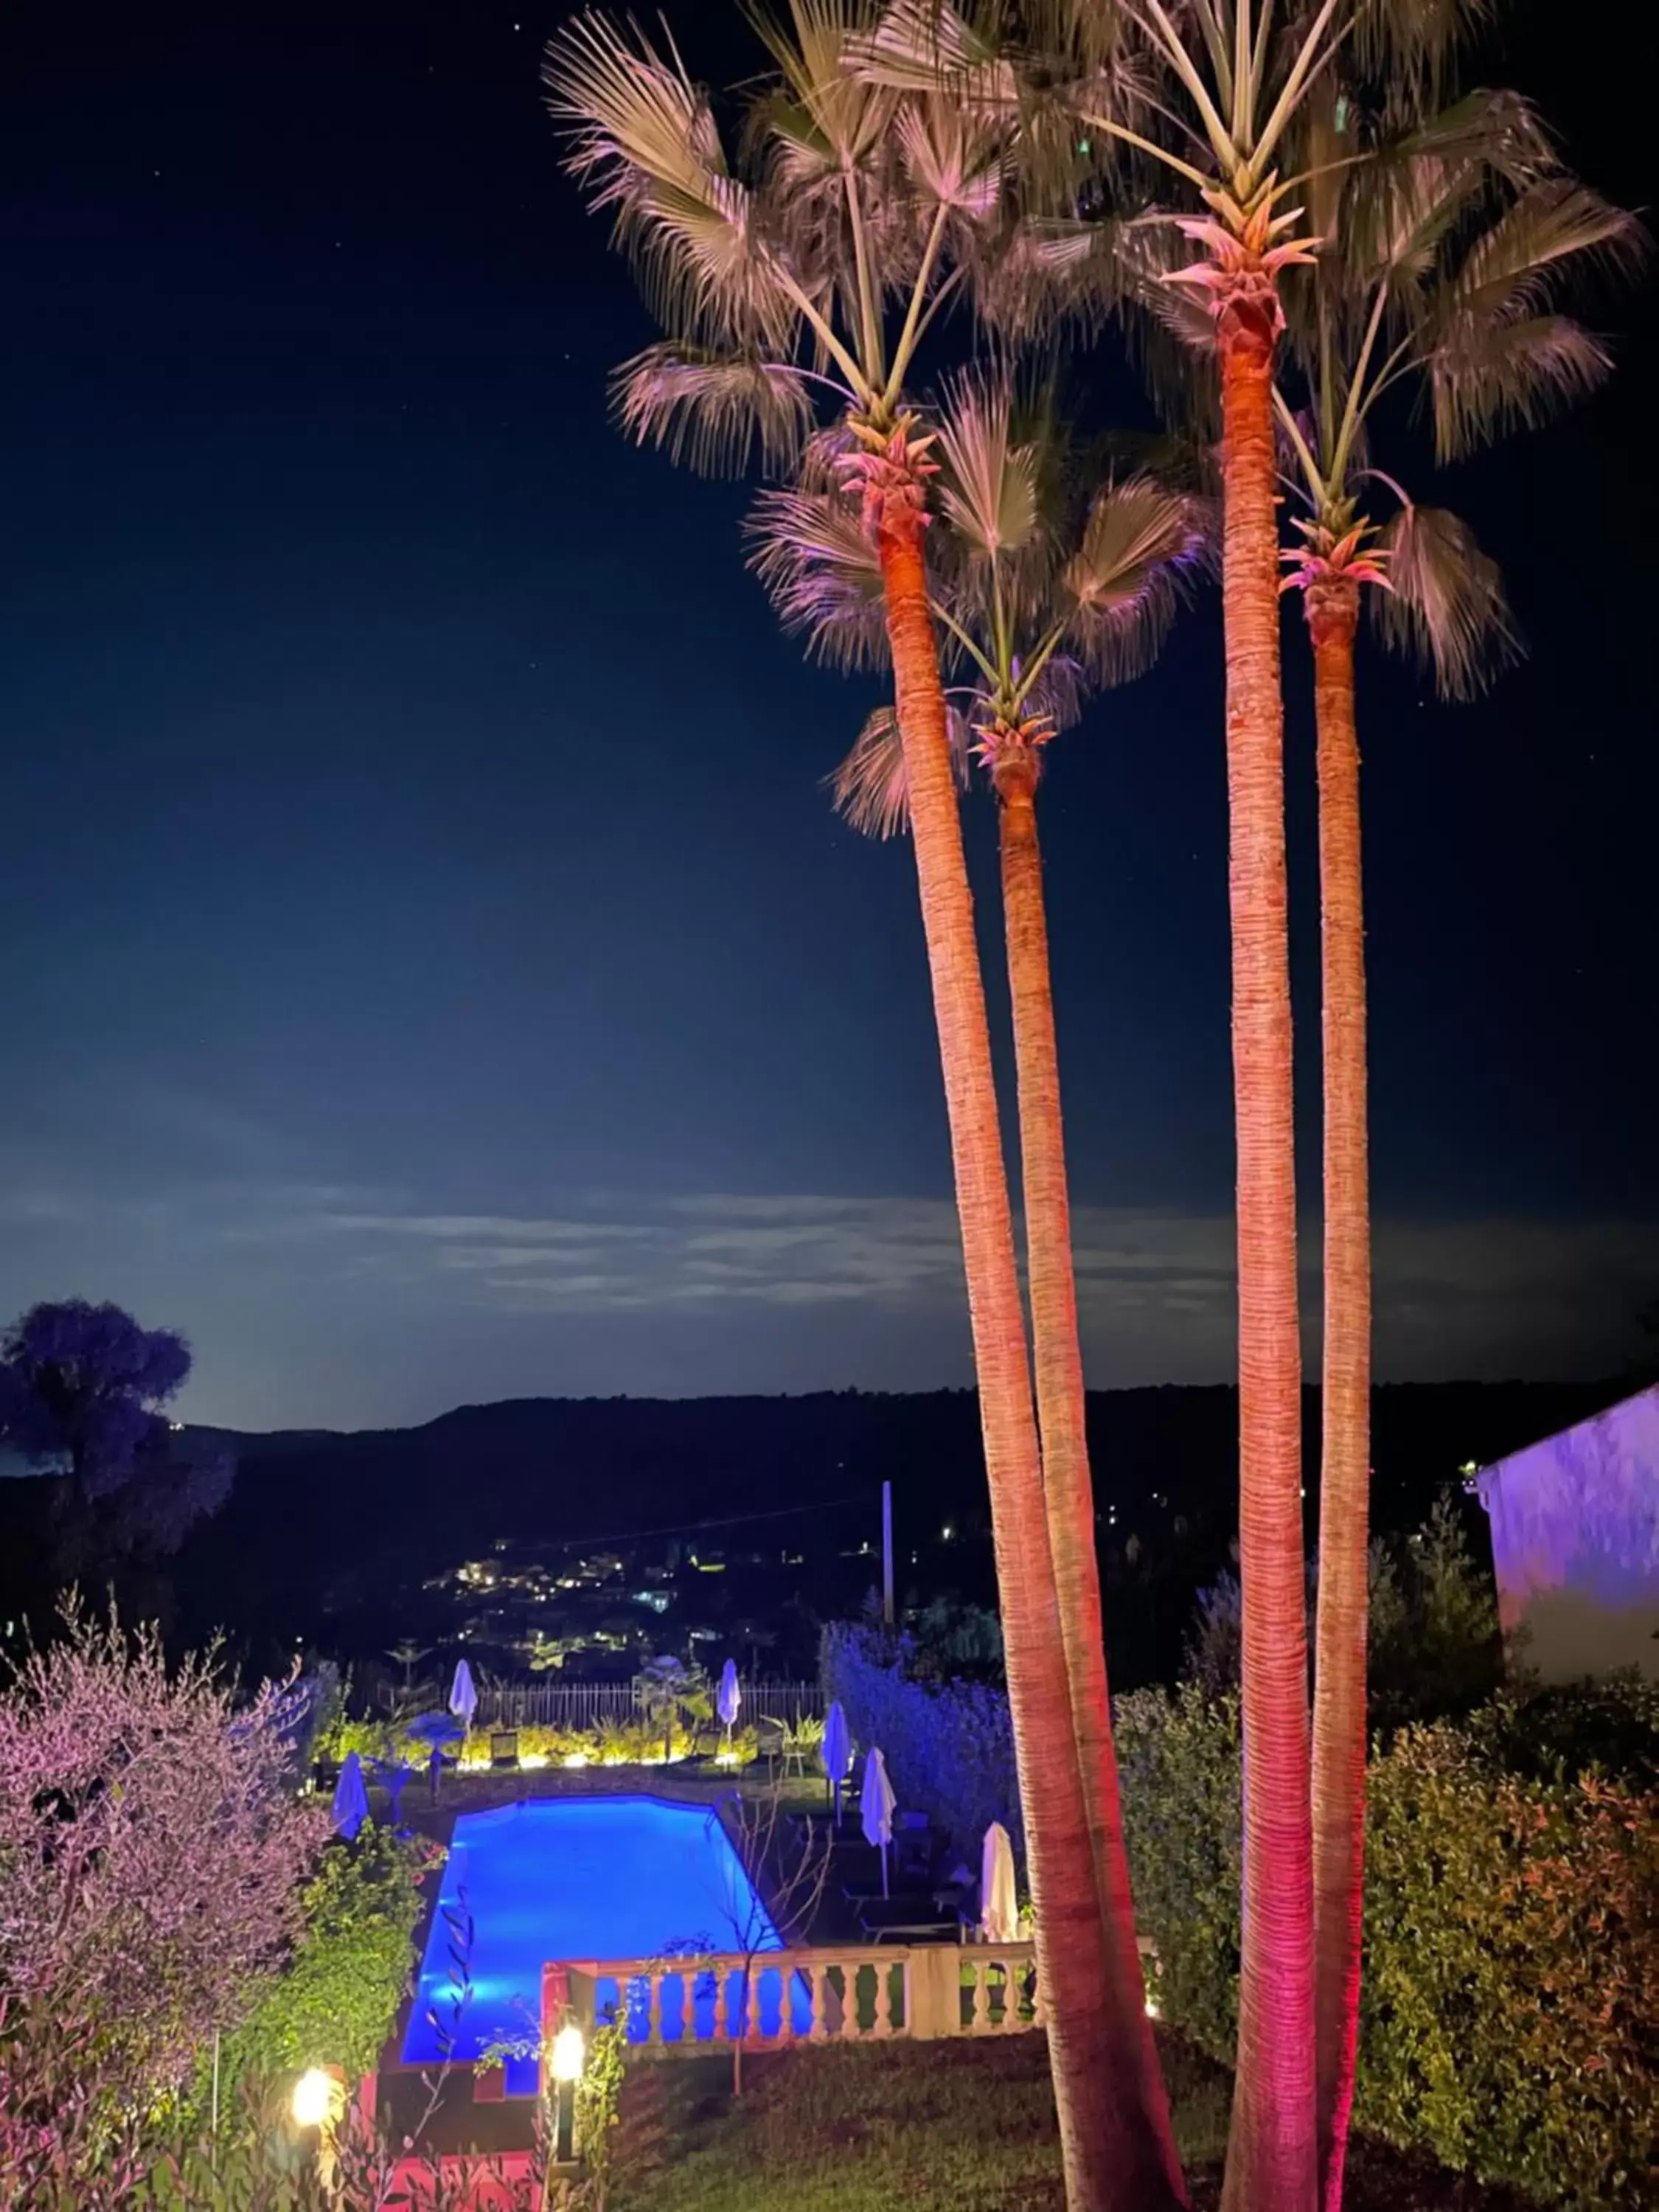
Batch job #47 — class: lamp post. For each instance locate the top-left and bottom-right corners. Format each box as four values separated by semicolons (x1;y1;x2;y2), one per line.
551;2022;585;2166
291;2066;345;2188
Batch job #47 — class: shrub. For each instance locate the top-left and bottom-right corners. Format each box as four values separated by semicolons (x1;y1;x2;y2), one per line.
1461;1670;1659;1790
1113;1683;1659;2208
717;1723;761;1768
204;1821;436;2111
1180;1497;1504;1732
518;1721;580;1764
1362;1722;1658;2207
820;1622;1021;1863
1113;1686;1242;2055
0;1604;330;2195
318;1712;394;1766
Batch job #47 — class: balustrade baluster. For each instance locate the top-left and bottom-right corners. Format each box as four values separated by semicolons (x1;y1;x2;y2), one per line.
869;1960;891;2040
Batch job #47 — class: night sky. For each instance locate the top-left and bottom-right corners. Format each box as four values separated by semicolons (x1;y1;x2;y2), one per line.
1;1;1652;1430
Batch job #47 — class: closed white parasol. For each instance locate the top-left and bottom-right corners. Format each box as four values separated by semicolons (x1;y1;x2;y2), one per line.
860;1745;896;1897
717;1658;741;1736
448;1658;478;1733
980;1820;1018;1943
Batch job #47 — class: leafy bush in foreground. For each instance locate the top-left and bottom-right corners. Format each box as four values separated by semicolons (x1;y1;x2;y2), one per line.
0;1607;330;2199
1114;1682;1659;2208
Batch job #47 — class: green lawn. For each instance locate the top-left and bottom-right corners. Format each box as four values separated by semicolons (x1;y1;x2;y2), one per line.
602;2034;1533;2212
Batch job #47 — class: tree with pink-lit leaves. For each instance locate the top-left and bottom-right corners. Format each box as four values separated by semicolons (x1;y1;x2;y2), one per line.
0;1604;331;2200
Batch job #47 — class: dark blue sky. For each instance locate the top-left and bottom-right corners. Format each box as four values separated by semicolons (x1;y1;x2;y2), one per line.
1;1;1652;1428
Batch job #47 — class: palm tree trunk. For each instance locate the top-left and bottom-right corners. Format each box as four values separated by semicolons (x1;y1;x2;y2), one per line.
1213;299;1316;2212
996;752;1186;2208
1305;576;1369;2212
871;492;1132;2211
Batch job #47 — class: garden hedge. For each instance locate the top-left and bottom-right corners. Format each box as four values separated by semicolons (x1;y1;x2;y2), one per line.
821;1622;1023;1866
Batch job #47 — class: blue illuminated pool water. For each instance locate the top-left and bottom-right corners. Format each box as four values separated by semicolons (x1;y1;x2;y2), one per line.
403;1796;789;2073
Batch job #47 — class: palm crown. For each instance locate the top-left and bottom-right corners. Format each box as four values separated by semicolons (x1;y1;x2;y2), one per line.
1272;84;1641;693
745;371;1203;830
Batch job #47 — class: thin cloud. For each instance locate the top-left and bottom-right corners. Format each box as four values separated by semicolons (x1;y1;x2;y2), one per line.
302;1192;1652;1382
0;1167;1646;1407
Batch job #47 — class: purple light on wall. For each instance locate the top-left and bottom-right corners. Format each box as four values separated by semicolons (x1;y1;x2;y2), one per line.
1477;1383;1659;1683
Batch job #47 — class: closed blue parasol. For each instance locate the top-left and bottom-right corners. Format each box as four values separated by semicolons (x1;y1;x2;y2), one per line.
821;1700;851;1821
332;1750;369;1842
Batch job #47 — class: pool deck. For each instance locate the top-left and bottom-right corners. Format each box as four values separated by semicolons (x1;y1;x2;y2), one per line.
373;1770;844;2149
369;1765;946;2185
391;1761;814;1843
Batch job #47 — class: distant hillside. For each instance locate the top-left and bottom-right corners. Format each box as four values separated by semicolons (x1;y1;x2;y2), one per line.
161;1377;1615;1666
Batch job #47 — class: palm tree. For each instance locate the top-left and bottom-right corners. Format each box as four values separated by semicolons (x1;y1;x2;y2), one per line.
1272;93;1639;2206
543;13;1163;2198
773;375;1200;2188
867;5;1482;2203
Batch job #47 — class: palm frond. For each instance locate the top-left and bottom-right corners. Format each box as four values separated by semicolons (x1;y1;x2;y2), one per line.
1062;473;1206;684
848;0;1017;101
1410;176;1641;459
612;344;815;475
748;0;900;169
1436;177;1641;325
893;87;1009;220
1385;87;1554;192
1349;0;1492;103
746;484;891;670
827;699;971;838
931;368;1046;563
971;215;1124;341
544;12;794;349
1108;215;1222;442
1329;91;1543;299
1020;651;1088;734
1370;500;1518;699
1429;313;1613;462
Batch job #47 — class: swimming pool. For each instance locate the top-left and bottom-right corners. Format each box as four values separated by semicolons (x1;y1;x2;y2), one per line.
402;1795;786;2073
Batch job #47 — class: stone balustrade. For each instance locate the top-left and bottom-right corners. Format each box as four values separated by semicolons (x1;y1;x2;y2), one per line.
540;1940;1043;2064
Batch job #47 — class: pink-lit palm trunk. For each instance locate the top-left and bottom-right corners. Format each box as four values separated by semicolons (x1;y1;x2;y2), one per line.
1214;294;1316;2212
996;746;1186;2208
1306;574;1370;2212
870;485;1139;2211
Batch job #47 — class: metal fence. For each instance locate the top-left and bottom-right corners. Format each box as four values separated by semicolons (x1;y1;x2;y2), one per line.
478;1677;825;1731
